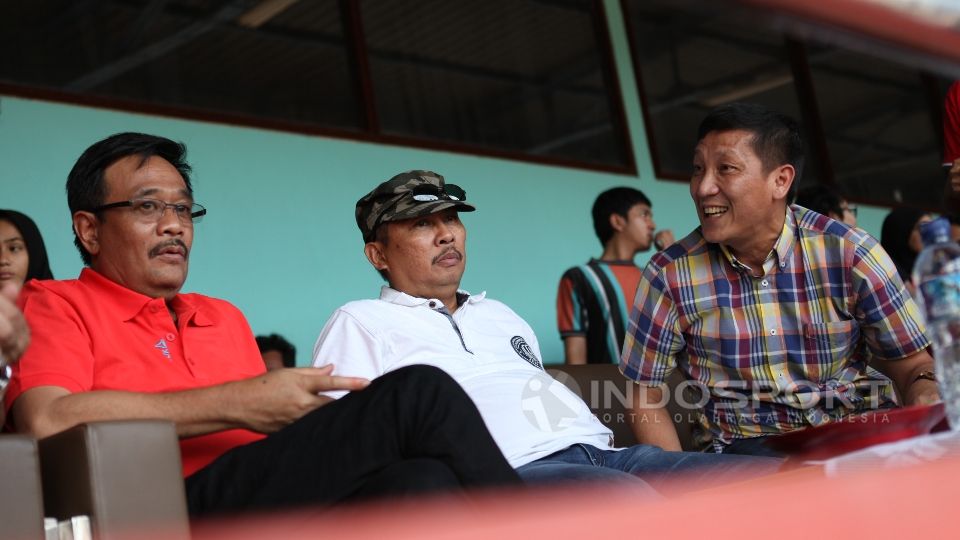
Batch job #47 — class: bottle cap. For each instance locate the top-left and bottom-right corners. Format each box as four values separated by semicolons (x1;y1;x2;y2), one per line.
919;217;951;246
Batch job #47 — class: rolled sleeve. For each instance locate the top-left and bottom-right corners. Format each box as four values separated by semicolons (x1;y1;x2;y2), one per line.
620;262;683;385
852;239;930;361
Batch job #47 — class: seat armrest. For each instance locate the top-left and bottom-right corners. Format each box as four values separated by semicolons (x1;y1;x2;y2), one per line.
38;420;190;540
0;434;45;540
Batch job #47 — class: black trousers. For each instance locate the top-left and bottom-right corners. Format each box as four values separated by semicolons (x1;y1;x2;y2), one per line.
185;365;521;517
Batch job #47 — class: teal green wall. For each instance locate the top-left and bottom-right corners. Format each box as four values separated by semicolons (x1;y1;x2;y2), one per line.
0;0;894;365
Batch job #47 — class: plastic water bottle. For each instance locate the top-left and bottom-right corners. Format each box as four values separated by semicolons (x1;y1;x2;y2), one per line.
912;216;960;429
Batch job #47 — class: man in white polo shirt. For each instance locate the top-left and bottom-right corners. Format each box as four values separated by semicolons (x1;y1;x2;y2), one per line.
313;171;779;492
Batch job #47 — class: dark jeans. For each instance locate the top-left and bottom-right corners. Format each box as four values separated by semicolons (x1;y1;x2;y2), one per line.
185;365;520;517
517;443;782;496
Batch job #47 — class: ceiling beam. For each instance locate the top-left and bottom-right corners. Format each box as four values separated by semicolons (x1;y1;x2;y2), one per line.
118;0;169;52
236;0;300;28
65;0;259;91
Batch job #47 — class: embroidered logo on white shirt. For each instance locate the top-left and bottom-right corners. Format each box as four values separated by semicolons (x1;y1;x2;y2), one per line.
511;336;542;370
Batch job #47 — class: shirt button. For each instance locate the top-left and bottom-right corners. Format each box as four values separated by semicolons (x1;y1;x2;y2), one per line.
780;262;786;268
428;301;436;308
166;333;176;341
770;329;777;335
761;280;768;286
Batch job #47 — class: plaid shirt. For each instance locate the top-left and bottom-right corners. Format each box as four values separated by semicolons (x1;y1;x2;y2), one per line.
620;205;930;448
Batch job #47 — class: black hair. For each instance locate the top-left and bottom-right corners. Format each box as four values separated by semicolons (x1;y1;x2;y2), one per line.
697;102;805;199
0;209;54;282
794;185;846;219
881;207;929;284
66;132;193;265
592;187;652;246
255;333;297;368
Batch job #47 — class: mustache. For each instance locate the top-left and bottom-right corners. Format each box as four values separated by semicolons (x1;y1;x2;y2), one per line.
432;247;462;264
149;239;189;259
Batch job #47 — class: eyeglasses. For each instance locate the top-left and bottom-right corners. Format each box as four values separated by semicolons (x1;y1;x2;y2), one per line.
90;198;207;224
411;183;466;202
842;204;858;217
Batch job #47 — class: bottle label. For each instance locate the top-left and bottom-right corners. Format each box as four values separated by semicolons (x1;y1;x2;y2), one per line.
919;273;960;321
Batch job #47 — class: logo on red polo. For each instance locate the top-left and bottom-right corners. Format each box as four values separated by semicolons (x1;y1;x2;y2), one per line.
155;338;172;360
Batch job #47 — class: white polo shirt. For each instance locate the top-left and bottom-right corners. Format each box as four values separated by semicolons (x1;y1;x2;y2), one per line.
313;286;614;468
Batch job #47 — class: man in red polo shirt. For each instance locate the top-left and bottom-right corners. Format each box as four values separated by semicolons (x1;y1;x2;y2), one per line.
4;132;520;517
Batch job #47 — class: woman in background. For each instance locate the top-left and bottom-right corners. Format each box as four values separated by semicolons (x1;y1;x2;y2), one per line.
880;207;933;294
0;209;53;288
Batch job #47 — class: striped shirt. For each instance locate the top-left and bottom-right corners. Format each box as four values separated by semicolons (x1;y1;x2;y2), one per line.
557;259;641;364
620;205;930;447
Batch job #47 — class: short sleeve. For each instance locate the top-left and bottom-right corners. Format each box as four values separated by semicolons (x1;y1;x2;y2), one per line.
312;309;386;399
4;283;95;412
556;268;585;337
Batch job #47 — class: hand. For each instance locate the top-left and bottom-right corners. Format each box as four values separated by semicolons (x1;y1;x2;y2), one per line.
654;229;675;251
0;282;29;365
950;158;960;195
229;365;369;433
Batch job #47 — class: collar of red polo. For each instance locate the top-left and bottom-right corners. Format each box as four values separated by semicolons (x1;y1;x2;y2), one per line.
78;268;214;326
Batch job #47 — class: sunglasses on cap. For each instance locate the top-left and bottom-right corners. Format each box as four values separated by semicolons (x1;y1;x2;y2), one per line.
368;183;468;239
410;183;466;202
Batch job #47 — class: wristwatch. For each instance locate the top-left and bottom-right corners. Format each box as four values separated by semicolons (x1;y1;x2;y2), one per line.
914;370;937;383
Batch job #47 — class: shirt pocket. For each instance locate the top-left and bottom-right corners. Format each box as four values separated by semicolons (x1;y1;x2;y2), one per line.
802;320;858;381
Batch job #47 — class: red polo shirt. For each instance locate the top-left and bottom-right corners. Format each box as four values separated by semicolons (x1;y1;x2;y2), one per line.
5;268;266;476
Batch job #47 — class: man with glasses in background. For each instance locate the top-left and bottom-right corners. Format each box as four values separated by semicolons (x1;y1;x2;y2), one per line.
4;133;522;518
794;185;858;228
556;187;674;365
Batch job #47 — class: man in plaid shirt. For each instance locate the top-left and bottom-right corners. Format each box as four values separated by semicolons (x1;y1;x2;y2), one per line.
620;103;941;456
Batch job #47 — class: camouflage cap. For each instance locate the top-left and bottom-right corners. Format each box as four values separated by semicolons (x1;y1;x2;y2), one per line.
356;170;476;242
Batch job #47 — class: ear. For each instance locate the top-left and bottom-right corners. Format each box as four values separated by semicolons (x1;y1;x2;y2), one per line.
609;212;627;233
73;211;101;258
364;241;388;272
770;164;795;201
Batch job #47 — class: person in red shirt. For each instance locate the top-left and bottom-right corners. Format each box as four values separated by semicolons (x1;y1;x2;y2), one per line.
5;132;520;517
